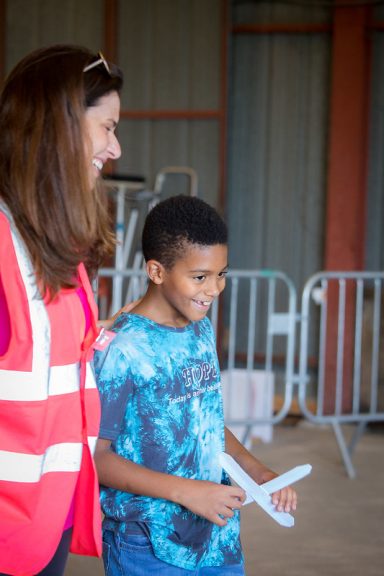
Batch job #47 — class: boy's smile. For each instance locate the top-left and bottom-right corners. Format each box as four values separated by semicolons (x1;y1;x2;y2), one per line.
146;243;228;328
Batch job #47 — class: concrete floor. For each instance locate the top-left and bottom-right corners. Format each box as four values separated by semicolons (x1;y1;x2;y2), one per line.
65;421;384;576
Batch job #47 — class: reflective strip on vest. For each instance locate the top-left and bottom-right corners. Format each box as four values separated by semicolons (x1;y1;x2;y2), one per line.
0;442;83;482
0;435;97;483
6;202;51;371
88;435;97;454
0;361;97;401
86;362;97;389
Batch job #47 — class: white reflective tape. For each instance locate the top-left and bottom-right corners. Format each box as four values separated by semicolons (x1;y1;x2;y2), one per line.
50;364;80;395
3;203;52;379
85;362;97;389
0;443;83;483
0;362;80;401
0;369;38;401
88;436;97;455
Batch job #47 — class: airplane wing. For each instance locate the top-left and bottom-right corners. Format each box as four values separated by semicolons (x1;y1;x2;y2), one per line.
219;452;312;528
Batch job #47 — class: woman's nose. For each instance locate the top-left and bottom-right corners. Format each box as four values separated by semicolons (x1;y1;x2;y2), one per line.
108;133;121;160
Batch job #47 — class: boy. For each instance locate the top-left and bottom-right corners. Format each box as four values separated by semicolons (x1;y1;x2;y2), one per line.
94;195;296;575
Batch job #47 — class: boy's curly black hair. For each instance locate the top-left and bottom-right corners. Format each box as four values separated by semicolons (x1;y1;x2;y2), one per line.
142;194;228;270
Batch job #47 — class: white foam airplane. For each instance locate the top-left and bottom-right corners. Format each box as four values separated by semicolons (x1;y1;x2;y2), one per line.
219;452;312;528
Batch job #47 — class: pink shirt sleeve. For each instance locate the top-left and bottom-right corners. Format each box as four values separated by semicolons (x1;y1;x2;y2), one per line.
0;276;11;355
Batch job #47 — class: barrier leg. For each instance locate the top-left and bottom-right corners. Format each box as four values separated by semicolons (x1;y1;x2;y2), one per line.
332;420;356;479
348;421;367;456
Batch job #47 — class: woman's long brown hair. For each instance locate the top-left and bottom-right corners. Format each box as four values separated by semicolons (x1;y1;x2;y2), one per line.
0;45;123;299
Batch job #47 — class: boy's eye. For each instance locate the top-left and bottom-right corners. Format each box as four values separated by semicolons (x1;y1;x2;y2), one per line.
193;275;205;281
219;271;228;278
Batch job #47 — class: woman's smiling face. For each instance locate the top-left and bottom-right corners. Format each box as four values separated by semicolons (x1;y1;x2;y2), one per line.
84;90;121;186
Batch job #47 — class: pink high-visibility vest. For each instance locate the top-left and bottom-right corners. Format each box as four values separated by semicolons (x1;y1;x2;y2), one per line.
0;204;102;575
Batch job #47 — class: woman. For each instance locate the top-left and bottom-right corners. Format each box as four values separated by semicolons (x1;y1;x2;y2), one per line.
0;45;123;576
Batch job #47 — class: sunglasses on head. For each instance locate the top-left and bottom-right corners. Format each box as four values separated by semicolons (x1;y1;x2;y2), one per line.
83;51;111;75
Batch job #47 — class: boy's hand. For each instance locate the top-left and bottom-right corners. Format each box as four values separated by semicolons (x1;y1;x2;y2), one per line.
259;470;297;513
270;485;297;513
243;467;298;514
224;428;298;515
176;479;246;527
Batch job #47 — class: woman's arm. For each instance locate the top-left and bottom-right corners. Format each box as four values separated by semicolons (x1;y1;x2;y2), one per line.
97;300;141;329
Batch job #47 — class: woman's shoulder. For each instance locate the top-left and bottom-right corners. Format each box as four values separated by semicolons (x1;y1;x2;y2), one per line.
0;208;16;258
0;207;11;230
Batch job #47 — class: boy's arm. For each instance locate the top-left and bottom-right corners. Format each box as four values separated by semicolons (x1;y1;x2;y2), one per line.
224;426;297;513
94;438;246;527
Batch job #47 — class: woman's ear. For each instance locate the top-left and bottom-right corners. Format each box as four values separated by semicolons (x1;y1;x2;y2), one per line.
146;260;165;285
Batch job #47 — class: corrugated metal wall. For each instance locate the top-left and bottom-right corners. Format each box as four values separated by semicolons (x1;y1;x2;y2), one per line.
228;2;331;296
231;0;331;25
4;0;223;207
367;27;384;271
3;0;383;277
6;0;103;69
116;0;222;207
117;1;221;111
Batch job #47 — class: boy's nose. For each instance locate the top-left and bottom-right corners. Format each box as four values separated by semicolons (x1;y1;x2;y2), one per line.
205;280;222;297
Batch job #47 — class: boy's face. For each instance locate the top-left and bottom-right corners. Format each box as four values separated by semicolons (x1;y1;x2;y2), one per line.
156;243;228;327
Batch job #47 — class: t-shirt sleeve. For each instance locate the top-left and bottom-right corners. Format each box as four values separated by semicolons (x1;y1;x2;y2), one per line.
94;343;132;441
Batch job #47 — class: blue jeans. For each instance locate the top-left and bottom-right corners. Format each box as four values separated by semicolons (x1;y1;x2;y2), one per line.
102;530;245;576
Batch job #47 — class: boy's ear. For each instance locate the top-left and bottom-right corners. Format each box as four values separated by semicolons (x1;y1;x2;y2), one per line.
146;260;165;284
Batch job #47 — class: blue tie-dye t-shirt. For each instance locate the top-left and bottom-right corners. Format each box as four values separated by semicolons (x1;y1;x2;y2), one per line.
94;313;242;570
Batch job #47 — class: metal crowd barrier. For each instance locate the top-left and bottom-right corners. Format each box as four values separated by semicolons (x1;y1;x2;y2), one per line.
298;271;384;477
210;270;298;447
96;267;384;478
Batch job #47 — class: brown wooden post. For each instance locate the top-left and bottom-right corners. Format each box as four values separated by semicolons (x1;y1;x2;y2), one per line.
103;0;119;177
103;0;118;63
324;6;371;413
